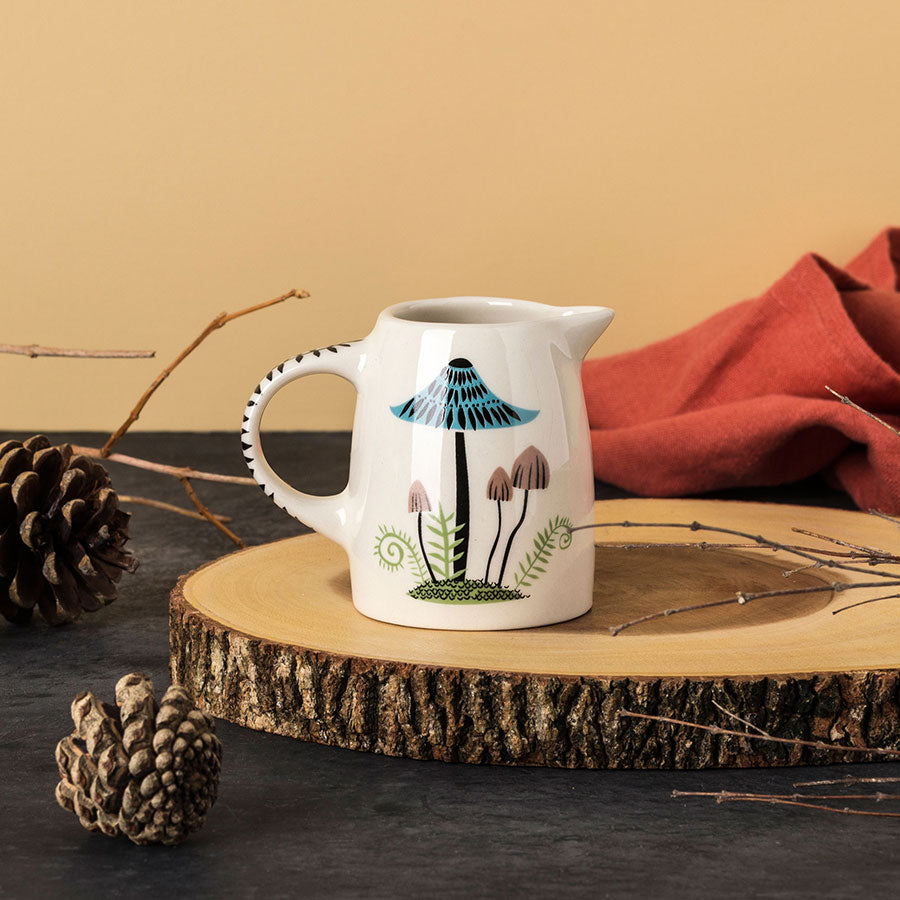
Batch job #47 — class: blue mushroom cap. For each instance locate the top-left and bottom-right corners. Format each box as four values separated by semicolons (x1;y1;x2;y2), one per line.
390;358;539;431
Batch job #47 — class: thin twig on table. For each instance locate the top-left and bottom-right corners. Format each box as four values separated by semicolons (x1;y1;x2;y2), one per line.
601;541;771;551
795;776;900;787
710;699;769;737
790;526;895;560
826;385;900;439
178;477;245;548
573;520;900;581
604;539;892;561
831;592;900;615
602;539;895;561
72;446;255;486
672;791;900;818
870;509;900;528
781;563;821;577
617;709;900;757
571;519;900;634
607;580;898;636
0;343;155;359
118;495;232;523
100;288;309;457
673;789;900;802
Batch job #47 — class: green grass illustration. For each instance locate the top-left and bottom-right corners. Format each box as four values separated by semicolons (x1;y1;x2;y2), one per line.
408;579;525;604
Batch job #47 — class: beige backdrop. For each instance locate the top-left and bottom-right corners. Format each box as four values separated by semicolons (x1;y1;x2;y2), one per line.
2;1;899;432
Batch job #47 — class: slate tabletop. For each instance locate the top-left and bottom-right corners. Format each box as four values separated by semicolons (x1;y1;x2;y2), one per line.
3;432;898;900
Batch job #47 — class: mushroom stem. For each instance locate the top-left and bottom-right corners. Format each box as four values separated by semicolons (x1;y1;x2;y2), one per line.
454;431;469;579
497;489;529;586
484;499;503;582
417;511;436;582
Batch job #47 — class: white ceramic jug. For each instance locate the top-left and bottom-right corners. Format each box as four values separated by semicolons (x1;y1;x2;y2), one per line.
242;297;614;630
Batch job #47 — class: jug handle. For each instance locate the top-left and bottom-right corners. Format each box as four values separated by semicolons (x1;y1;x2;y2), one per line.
241;340;365;548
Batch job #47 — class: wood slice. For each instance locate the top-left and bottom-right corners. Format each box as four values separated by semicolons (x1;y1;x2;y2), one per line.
170;498;900;768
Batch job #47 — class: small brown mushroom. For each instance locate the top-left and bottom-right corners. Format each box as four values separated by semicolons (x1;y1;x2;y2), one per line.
408;480;432;513
484;468;513;581
408;480;435;581
511;445;550;491
498;447;550;585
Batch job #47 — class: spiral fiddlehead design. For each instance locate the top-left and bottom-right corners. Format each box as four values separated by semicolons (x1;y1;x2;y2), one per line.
373;526;427;579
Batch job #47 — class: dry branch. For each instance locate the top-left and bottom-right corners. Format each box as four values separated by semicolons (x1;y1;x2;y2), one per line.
870;509;900;528
118;495;232;523
831;592;900;615
100;288;308;457
795;776;900;787
673;789;900;802
572;519;900;634
826;385;900;439
672;790;900;818
0;343;155;359
608;579;899;636
711;699;769;736
618;709;900;757
574;519;900;581
178;477;245;548
791;526;896;561
72;446;255;486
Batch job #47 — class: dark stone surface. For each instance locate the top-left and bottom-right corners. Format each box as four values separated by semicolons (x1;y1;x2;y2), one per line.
2;432;897;899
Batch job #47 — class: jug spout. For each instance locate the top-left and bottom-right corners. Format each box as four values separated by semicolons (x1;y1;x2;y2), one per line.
557;306;615;359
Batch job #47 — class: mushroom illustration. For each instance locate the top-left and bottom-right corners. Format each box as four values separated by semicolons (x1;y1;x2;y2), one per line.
408;480;436;582
497;445;550;585
484;467;512;582
391;358;538;578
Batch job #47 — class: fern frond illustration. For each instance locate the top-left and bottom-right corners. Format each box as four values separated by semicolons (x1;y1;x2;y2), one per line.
373;525;428;580
425;503;466;581
513;515;573;589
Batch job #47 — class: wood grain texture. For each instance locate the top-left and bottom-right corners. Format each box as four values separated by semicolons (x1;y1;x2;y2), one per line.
170;499;900;768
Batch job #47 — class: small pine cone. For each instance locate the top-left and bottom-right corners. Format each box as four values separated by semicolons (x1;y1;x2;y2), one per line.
0;435;138;625
55;673;222;846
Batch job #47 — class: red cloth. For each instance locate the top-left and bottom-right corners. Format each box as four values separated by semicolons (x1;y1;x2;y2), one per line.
583;229;900;512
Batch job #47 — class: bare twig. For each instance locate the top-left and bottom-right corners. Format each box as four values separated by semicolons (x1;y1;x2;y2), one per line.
118;495;232;523
781;563;822;577
711;699;769;737
601;540;771;551
673;789;900;802
100;288;309;456
178;477;245;548
607;579;899;636
870;509;900;528
72;445;255;486
574;520;900;581
791;526;895;560
795;776;900;787
603;539;893;561
831;592;900;615
617;709;900;757
826;385;900;439
672;791;900;818
573;519;900;634
0;343;154;359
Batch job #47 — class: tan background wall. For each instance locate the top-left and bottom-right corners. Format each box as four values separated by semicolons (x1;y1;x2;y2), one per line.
2;1;899;432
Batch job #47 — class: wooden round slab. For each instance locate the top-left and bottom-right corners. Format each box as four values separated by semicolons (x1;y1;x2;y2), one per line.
170;498;900;768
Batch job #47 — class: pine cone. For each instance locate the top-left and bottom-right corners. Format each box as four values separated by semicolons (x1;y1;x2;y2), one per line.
55;673;222;845
0;435;137;625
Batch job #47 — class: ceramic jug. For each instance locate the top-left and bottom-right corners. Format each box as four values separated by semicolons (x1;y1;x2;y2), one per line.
242;297;614;630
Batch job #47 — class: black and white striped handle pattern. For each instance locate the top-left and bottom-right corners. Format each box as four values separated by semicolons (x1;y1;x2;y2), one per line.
242;341;363;545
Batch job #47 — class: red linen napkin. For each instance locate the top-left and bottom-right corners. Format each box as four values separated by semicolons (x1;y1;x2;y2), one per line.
583;229;900;513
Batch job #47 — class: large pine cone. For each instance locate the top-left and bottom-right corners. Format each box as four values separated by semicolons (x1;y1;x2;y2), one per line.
55;673;222;845
0;435;137;625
